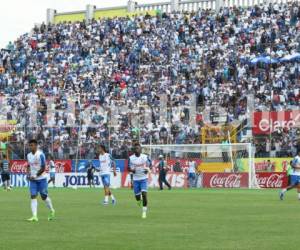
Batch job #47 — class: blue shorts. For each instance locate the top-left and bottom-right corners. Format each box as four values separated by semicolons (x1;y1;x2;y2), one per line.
50;173;55;179
188;173;196;179
30;179;48;197
290;175;300;186
101;174;110;187
133;179;148;196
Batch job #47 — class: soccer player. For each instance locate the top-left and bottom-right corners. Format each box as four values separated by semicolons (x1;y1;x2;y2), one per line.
0;154;11;191
87;160;96;188
27;139;55;222
48;155;56;188
187;159;197;188
156;155;171;190
129;143;152;219
98;144;117;205
280;150;300;200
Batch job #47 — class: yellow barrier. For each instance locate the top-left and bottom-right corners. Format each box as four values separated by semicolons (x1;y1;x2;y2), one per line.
54;12;85;23
197;162;233;173
54;9;157;24
0;120;16;140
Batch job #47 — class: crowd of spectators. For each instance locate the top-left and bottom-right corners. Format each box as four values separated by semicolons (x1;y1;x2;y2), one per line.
0;2;300;159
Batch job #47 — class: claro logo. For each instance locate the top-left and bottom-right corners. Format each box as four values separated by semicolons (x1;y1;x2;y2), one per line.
258;113;300;132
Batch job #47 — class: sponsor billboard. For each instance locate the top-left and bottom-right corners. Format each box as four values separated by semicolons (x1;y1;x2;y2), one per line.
256;172;288;188
202;173;249;188
202;172;287;188
240;158;292;172
10;160;72;173
57;172;122;188
252;111;300;135
122;172;187;188
0;173;122;188
0;174;29;187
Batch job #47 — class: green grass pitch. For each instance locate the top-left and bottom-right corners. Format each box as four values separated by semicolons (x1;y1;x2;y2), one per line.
1;188;300;250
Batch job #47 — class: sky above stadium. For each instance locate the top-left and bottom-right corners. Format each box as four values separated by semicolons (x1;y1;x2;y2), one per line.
0;0;163;48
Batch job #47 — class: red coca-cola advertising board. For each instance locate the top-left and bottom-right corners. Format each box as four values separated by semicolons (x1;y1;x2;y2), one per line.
203;173;249;188
202;172;287;188
255;172;288;188
10;160;72;173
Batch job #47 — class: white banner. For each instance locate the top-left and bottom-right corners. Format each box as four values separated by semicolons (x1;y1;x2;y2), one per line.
0;173;122;188
56;173;122;188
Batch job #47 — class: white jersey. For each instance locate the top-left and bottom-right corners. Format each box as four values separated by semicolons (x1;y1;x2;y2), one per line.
49;160;56;173
129;154;151;181
292;156;300;176
188;161;196;174
27;150;47;180
99;153;114;176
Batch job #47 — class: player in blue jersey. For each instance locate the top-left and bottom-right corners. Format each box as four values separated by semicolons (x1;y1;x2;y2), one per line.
129;143;152;219
98;144;117;205
0;154;11;191
26;139;55;222
280;150;300;200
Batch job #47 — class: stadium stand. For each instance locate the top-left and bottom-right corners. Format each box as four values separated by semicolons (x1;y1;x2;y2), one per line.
0;1;300;159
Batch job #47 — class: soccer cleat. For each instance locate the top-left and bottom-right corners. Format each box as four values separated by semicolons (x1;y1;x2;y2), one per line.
142;212;147;219
27;216;38;222
137;200;142;207
279;191;284;200
112;199;116;205
48;210;55;221
103;200;109;205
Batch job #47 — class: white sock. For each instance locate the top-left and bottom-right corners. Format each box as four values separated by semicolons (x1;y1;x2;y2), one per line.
104;195;109;202
142;206;147;213
110;194;115;200
31;199;38;217
298;193;300;200
282;188;287;193
45;197;54;211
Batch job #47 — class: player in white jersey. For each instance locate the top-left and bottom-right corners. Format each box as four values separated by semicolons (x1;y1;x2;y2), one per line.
129;143;152;219
187;160;197;188
26;139;55;222
98;144;117;205
280;150;300;200
48;155;56;188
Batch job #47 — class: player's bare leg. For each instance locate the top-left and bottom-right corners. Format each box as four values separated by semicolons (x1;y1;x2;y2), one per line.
141;191;148;219
103;186;116;205
27;195;39;222
297;186;300;200
41;194;55;221
135;194;142;207
108;189;116;205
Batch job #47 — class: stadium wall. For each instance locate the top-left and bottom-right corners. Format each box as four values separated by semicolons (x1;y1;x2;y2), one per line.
54;11;86;23
48;0;292;23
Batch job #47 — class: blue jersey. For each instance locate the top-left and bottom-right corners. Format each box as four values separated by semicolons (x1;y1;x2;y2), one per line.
291;156;300;176
27;150;46;180
0;160;10;174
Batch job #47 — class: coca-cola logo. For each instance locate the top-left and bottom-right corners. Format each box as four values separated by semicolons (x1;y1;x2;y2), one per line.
11;161;28;173
256;173;284;188
209;174;242;188
10;160;69;173
53;161;66;173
